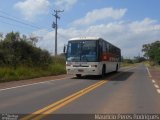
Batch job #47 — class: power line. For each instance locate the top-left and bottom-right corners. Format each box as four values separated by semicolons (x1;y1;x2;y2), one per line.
0;20;24;28
0;20;43;32
0;10;52;31
0;15;41;29
0;10;24;21
0;10;45;29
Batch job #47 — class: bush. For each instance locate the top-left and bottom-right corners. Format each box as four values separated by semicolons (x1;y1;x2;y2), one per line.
0;32;52;67
0;32;66;82
142;41;160;65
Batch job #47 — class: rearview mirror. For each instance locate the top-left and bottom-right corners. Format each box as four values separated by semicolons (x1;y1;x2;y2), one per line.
63;44;67;53
63;46;66;53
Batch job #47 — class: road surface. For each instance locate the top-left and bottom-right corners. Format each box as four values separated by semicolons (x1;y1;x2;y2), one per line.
0;64;160;120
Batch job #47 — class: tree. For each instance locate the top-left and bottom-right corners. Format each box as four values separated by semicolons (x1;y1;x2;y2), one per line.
142;44;150;59
134;56;146;63
29;34;39;46
142;41;160;65
0;33;3;41
0;32;52;67
4;31;20;42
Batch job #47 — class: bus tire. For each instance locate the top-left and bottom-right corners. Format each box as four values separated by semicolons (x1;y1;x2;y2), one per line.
115;64;118;72
76;74;82;78
101;65;106;78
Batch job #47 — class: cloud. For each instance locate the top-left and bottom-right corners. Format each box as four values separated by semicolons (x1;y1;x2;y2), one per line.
54;0;77;11
129;18;158;33
73;7;127;26
14;0;50;21
33;18;160;58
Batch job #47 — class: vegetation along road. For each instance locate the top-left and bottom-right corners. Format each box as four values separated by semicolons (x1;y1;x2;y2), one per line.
0;64;160;120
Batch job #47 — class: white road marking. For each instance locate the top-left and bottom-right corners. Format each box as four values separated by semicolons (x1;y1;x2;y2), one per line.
157;89;160;94
145;67;160;95
146;67;152;77
0;77;71;92
152;80;156;83
154;84;159;89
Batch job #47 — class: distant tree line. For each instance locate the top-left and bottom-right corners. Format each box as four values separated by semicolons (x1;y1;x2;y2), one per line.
142;41;160;65
0;32;52;68
121;56;146;64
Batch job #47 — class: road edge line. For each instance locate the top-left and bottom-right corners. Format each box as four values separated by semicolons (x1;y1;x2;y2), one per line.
0;77;71;92
146;67;152;78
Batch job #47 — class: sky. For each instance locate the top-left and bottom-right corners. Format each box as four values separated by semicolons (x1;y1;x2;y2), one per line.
0;0;160;58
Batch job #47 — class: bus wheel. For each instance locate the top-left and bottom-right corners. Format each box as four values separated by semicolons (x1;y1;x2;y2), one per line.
101;66;106;78
115;64;118;72
76;74;82;78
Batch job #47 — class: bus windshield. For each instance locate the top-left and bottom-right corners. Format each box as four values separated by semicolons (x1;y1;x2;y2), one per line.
67;40;98;62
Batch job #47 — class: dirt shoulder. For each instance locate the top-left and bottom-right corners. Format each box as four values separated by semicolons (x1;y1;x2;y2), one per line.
0;74;73;90
148;66;160;86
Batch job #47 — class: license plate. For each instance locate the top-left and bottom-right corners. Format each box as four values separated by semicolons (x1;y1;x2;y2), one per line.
78;69;84;72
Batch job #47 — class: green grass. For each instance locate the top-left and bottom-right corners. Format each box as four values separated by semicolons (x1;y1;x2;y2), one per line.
143;61;156;67
0;57;66;83
143;61;160;68
49;64;66;75
143;61;150;67
152;64;160;71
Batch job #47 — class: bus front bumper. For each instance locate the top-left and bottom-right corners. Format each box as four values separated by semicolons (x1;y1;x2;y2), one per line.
66;67;101;76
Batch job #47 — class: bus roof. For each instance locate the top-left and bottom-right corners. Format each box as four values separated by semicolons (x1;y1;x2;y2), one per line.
69;37;120;50
69;37;101;41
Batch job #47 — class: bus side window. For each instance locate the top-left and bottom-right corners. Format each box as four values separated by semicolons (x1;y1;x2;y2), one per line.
106;43;109;52
109;45;112;53
102;41;106;52
99;40;102;51
113;47;116;54
116;49;119;56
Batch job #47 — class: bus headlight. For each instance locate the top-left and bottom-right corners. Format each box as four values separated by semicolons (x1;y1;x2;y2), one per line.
66;64;71;66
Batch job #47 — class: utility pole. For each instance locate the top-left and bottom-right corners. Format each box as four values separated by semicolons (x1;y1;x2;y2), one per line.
52;10;64;56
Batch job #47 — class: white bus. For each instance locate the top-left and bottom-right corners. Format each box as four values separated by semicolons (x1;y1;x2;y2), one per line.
65;37;121;78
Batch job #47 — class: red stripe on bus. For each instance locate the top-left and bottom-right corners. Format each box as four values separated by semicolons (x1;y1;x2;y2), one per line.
101;53;119;62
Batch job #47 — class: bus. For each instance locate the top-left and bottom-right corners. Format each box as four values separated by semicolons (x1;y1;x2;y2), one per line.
65;37;121;78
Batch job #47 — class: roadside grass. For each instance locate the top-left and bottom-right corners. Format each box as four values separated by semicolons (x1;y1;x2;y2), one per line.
0;56;66;83
144;61;160;77
143;61;155;67
49;64;66;75
144;61;160;68
156;66;160;70
154;65;160;71
0;67;43;82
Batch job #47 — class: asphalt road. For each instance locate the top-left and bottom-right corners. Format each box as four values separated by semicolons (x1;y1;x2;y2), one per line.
0;64;160;120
